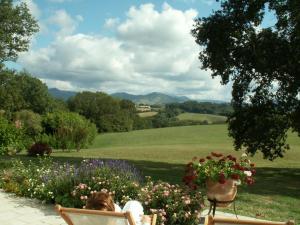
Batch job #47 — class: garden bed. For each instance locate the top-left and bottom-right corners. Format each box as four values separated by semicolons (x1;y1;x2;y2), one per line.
0;157;203;225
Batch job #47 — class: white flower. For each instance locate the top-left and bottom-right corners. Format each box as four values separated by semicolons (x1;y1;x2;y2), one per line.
244;171;252;176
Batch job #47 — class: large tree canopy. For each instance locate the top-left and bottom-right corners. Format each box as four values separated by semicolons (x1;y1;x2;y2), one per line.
192;0;300;160
0;0;39;66
0;70;55;115
68;92;137;132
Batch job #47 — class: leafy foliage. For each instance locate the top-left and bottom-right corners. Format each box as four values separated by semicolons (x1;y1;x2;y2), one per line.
0;116;25;155
14;110;43;141
0;70;55;115
167;101;232;116
42;111;97;151
192;0;300;159
68;92;136;132
0;0;39;65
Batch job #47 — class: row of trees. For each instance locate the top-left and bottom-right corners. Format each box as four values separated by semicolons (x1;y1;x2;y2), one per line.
166;101;233;116
0;69;153;154
68;92;137;132
0;110;97;155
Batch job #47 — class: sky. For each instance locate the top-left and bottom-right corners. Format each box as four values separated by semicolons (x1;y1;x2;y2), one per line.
8;0;274;101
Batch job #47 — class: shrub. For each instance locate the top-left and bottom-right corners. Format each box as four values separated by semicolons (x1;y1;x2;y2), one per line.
42;111;97;151
0;158;142;207
27;142;52;157
0;117;25;155
14;110;43;142
139;177;203;225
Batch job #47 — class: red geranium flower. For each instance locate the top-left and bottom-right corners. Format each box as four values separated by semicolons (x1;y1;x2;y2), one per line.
183;152;256;189
231;174;240;180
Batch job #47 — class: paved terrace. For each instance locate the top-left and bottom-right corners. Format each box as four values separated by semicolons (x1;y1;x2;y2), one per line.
0;190;64;225
0;189;260;225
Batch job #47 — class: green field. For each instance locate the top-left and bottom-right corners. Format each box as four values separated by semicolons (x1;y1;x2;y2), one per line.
138;111;158;117
1;124;300;222
177;113;227;124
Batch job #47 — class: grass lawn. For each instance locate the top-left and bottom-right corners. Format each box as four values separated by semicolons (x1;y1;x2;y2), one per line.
1;124;299;222
177;113;227;124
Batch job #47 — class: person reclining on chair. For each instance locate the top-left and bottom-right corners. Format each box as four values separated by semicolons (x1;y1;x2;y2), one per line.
85;191;151;225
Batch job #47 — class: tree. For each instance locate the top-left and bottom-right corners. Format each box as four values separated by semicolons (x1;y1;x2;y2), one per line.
0;70;54;115
0;0;39;66
68;92;136;132
192;0;300;160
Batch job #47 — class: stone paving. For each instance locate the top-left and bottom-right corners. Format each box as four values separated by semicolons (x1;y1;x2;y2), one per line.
0;190;65;225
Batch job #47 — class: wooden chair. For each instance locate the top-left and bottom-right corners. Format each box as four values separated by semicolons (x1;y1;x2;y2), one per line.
55;204;157;225
204;215;295;225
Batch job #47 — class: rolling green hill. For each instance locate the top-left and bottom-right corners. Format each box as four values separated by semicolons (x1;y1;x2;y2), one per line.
177;113;227;124
52;124;299;169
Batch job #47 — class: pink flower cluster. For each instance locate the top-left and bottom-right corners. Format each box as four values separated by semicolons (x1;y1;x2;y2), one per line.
139;178;203;225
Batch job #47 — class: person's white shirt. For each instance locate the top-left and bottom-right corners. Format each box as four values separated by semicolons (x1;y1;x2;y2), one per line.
115;201;147;225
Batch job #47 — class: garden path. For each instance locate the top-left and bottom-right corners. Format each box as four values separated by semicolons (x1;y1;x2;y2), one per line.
0;190;65;225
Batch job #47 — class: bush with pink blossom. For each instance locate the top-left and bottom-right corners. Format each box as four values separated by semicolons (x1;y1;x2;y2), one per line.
139;177;203;225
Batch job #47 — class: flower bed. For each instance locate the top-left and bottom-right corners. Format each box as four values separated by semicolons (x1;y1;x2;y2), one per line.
0;157;203;225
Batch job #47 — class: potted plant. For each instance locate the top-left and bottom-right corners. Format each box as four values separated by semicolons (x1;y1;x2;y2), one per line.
183;152;255;206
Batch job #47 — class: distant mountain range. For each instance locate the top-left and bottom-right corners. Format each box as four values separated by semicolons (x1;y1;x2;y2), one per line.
111;92;189;105
48;88;227;104
48;88;77;101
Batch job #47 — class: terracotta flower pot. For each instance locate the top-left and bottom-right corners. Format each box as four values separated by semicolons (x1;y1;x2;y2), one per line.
206;179;237;207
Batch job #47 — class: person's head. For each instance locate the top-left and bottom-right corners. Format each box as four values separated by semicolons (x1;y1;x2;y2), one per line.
85;192;115;211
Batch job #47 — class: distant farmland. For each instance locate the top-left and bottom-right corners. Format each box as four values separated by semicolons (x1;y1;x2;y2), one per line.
177;113;227;124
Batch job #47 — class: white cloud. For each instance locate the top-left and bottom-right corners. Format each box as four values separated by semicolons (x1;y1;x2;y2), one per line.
18;3;231;101
104;18;120;28
48;10;78;37
40;79;74;91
